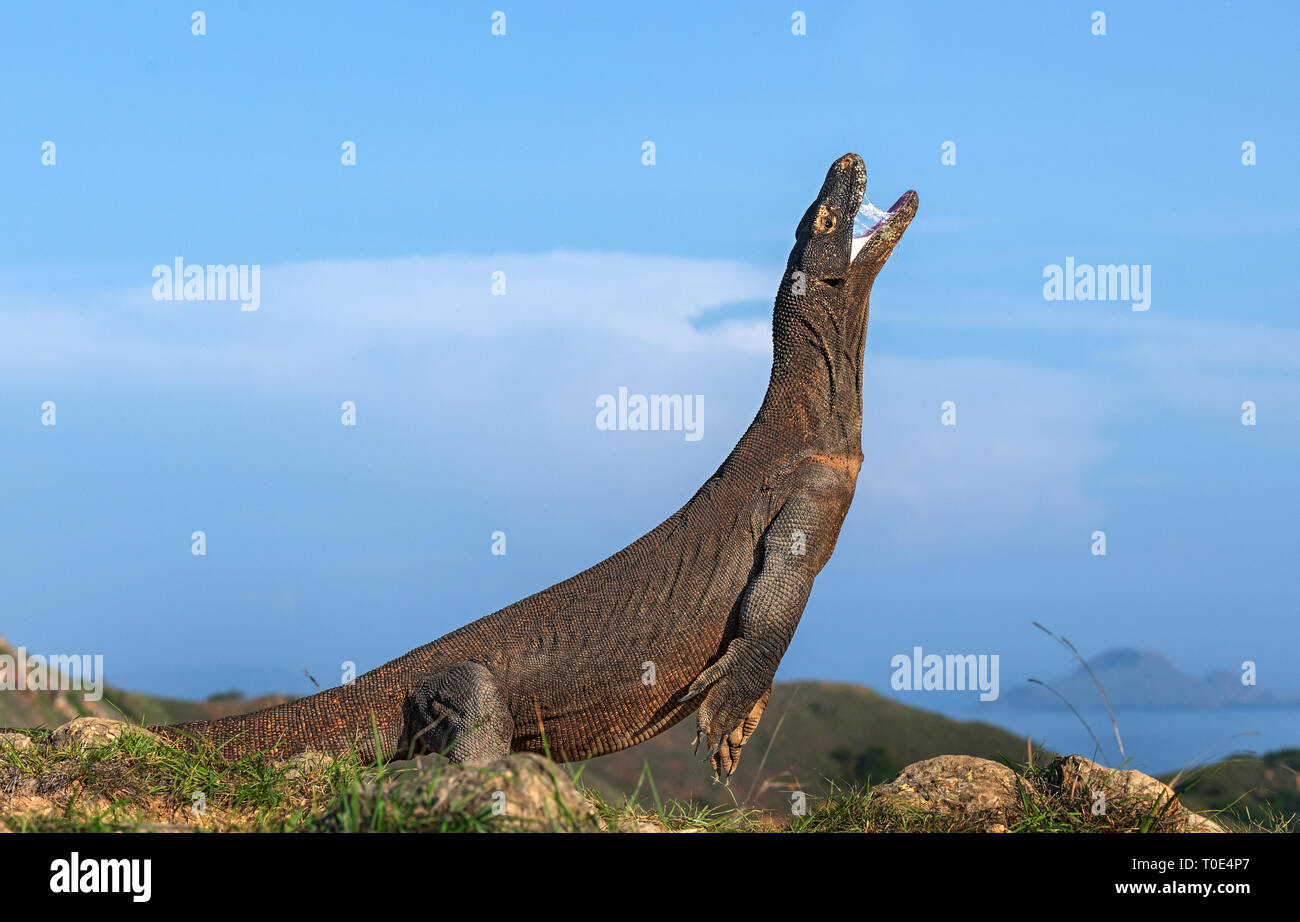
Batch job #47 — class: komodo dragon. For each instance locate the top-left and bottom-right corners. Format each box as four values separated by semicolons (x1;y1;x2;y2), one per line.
157;153;918;781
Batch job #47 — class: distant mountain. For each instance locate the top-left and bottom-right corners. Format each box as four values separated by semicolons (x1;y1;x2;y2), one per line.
0;638;290;729
996;647;1300;711
580;680;1041;810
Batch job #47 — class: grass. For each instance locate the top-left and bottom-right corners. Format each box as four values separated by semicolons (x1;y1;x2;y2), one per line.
1;726;368;832
0;718;1290;833
1163;749;1299;833
0;725;601;833
784;761;1210;833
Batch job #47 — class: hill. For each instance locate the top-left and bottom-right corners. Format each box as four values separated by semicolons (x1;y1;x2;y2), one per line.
1166;748;1300;828
579;680;1041;810
0;638;289;729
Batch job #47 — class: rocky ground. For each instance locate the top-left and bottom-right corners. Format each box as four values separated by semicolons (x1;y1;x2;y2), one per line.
0;717;1234;833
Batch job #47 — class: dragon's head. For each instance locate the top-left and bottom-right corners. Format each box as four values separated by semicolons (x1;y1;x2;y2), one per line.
787;152;917;291
771;154;918;435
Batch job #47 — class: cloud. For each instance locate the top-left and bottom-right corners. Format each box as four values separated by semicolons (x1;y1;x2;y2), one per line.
0;252;775;388
15;250;1288;543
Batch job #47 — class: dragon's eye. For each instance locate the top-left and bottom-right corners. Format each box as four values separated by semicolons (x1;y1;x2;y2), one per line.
814;204;836;233
822;215;834;229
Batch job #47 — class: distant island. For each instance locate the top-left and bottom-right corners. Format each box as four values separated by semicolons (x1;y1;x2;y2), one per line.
994;648;1300;711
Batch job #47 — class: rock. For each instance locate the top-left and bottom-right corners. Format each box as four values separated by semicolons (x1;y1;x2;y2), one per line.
1054;755;1177;807
1182;812;1226;833
868;754;1227;833
318;752;600;832
869;755;1022;831
602;813;669;833
49;718;156;751
0;731;34;752
1052;755;1225;832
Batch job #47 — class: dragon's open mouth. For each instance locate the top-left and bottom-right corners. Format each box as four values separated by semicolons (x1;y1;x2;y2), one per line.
851;191;915;262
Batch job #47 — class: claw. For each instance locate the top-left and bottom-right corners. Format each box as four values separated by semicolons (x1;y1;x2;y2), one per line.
679;672;714;703
707;721;743;762
684;648;771;783
711;748;737;786
681;655;732;703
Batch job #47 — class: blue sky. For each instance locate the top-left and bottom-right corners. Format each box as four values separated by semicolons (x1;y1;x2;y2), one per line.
1;2;1297;734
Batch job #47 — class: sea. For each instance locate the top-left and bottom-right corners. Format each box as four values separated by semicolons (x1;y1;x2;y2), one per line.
940;705;1300;776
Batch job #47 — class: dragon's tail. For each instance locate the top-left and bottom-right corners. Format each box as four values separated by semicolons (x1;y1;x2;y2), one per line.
151;668;418;764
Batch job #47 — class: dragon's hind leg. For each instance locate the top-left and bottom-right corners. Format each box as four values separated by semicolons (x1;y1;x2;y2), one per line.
400;662;514;764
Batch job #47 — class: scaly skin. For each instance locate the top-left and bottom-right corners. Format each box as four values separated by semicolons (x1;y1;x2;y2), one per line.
155;153;917;781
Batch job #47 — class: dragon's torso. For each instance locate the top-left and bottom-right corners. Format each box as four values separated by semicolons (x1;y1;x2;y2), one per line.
155;152;912;780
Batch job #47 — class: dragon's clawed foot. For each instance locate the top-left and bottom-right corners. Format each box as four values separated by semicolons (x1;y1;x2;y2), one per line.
681;640;773;783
